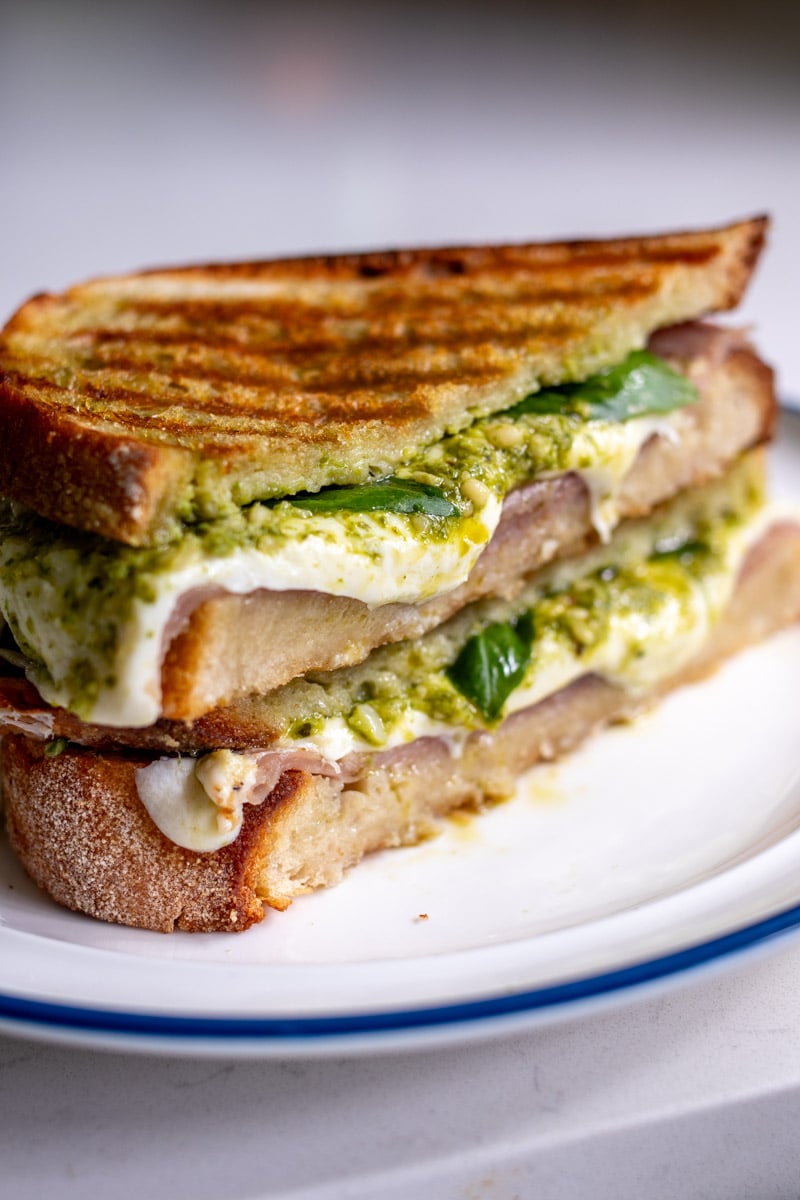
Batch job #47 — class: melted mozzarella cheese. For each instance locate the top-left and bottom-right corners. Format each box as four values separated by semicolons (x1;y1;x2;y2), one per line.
135;757;240;852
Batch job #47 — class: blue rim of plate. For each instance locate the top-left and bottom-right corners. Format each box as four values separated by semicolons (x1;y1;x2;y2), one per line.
2;900;800;1042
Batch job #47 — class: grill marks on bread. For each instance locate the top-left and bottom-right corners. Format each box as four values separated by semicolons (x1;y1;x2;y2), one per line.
0;219;767;544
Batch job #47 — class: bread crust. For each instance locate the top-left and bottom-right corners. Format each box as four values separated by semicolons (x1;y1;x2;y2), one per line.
0;218;766;545
4;517;799;933
1;739;300;933
0;376;194;546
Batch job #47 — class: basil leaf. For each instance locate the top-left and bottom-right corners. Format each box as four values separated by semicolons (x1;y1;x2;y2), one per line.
507;391;581;418
652;537;710;566
508;351;698;423
447;612;535;722
44;737;69;758
284;477;458;517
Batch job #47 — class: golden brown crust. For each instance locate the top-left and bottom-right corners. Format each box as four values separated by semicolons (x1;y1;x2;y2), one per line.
1;737;304;932
133;220;764;286
0;218;767;545
4;515;799;933
0;377;194;546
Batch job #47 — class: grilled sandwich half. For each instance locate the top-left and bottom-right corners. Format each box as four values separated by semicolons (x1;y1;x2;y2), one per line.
0;218;775;724
1;216;798;933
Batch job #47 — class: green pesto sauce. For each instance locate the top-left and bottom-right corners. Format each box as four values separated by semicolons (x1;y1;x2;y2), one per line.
268;456;765;744
280;561;676;741
0;505;167;717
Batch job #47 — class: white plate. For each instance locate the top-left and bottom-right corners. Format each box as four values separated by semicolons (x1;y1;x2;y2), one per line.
1;416;800;1058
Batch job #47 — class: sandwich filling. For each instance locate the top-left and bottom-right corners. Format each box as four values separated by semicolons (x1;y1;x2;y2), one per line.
0;350;697;727
129;452;766;851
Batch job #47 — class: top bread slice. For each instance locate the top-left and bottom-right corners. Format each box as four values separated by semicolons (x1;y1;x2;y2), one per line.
0;218;766;547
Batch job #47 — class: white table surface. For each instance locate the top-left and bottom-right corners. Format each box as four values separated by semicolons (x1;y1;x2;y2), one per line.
3;942;800;1200
3;3;800;1195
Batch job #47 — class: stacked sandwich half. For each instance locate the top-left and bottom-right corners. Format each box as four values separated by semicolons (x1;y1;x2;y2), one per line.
1;216;798;932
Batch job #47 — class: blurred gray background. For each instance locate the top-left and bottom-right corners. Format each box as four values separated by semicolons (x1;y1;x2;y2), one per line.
2;0;798;391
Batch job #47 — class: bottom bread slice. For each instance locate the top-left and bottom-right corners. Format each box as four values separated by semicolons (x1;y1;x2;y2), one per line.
3;519;800;934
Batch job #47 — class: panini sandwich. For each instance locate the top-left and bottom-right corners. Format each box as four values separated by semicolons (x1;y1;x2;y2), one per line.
1;216;798;932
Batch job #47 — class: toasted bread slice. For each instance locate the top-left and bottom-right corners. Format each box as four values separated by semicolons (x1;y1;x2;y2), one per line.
0;218;766;546
4;517;800;933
